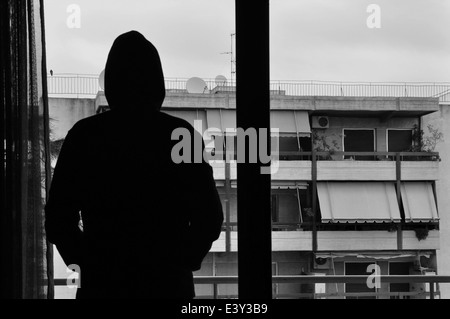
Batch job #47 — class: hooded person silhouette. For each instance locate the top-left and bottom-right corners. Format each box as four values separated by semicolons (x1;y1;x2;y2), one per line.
45;31;223;299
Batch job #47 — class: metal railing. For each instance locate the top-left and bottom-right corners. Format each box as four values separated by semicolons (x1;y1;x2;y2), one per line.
210;151;440;162
53;275;450;299
47;74;450;102
47;74;100;98
193;275;450;299
275;151;440;161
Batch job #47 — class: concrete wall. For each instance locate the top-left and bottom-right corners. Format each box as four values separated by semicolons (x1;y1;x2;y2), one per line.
49;98;96;140
95;91;439;113
423;104;450;298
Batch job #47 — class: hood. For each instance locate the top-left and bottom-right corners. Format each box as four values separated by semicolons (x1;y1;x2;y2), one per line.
104;31;165;112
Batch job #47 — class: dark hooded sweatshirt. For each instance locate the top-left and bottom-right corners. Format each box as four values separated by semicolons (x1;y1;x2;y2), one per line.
45;31;223;299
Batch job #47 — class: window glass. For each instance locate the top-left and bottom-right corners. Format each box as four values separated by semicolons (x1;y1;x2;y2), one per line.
388;130;413;152
343;129;375;160
345;262;376;299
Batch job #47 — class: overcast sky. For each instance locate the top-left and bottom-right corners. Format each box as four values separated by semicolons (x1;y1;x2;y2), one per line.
45;0;450;82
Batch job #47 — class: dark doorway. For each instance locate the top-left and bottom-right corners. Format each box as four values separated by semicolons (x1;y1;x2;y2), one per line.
343;129;375;160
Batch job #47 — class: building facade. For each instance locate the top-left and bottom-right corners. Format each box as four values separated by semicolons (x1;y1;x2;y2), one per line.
49;79;449;299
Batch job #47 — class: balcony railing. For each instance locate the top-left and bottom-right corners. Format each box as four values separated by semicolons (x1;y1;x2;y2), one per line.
192;275;450;299
47;74;450;102
53;275;450;299
275;151;440;161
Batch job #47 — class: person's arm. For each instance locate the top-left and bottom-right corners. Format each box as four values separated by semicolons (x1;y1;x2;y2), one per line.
180;127;224;271
184;160;224;271
45;126;84;267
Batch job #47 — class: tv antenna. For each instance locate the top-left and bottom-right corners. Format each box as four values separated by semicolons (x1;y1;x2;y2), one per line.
220;33;236;85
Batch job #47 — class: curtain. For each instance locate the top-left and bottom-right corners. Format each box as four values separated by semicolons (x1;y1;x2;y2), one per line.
0;0;53;299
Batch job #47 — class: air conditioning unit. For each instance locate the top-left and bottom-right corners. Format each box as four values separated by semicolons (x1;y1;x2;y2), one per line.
311;116;329;129
313;257;331;270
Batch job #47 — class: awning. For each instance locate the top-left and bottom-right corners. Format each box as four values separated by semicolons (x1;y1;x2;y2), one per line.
163;109;207;134
206;109;236;134
271;110;311;137
317;182;401;223
206;109;311;136
401;182;439;222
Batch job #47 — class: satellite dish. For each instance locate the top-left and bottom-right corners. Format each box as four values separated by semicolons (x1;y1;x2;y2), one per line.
99;69;105;90
186;77;208;94
215;75;227;86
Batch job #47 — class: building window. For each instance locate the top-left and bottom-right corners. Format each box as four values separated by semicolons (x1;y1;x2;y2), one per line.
271;190;302;230
271;194;279;223
345;262;377;299
387;129;413;152
272;134;311;160
389;262;412;299
343;129;375;160
277;136;299;160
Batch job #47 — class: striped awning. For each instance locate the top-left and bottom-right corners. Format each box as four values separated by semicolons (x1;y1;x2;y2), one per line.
317;182;401;223
401;182;439;222
271;110;311;137
206;109;311;136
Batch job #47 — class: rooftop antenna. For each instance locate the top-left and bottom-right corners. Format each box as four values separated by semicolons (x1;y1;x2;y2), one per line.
220;33;236;86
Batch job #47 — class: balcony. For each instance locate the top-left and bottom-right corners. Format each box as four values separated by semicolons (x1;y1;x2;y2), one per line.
209;229;440;253
211;151;440;182
210;151;440;254
192;275;450;299
53;274;450;299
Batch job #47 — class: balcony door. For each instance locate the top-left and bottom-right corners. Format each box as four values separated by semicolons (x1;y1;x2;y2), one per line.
343;129;375;160
387;129;413;152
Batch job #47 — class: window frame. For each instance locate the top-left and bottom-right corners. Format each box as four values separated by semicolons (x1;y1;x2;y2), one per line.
342;128;376;152
344;261;379;299
386;128;414;153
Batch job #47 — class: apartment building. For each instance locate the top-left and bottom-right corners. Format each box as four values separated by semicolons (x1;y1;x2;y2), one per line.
49;78;450;299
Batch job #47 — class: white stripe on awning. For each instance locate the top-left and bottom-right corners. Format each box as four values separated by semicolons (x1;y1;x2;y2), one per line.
207;109;311;136
206;109;222;131
271;111;311;136
401;182;439;222
163;109;207;134
221;110;236;133
317;182;401;223
294;111;311;136
206;109;236;134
